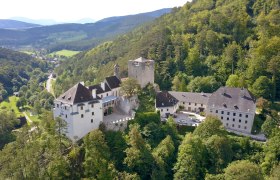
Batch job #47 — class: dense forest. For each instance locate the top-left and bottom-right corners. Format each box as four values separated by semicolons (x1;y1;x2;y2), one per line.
55;0;280;102
0;107;279;179
0;47;49;100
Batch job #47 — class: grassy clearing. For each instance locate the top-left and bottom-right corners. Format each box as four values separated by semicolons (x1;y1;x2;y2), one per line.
0;96;22;117
50;49;81;57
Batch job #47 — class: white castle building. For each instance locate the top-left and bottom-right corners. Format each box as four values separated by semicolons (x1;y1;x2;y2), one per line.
53;75;122;141
156;87;256;134
53;57;154;141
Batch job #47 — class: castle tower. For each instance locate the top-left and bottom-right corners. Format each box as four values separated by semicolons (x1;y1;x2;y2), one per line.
114;63;120;79
128;57;154;88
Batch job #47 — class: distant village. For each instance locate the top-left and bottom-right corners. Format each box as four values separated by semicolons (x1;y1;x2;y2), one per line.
54;57;259;141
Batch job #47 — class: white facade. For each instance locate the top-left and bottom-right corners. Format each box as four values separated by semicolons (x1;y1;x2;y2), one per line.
54;100;103;141
53;76;123;141
156;88;256;134
206;107;255;134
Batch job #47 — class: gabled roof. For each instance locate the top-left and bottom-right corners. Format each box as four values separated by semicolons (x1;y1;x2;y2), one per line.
105;76;121;89
88;83;111;94
169;91;211;104
57;83;93;104
156;91;179;108
207;87;256;113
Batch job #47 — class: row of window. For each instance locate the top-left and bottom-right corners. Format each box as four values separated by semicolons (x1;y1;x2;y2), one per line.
226;123;247;130
215;110;249;118
221;117;248;124
182;102;203;107
80;112;95;118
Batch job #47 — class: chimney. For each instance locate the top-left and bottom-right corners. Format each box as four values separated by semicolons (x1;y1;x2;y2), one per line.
92;89;97;99
101;82;105;91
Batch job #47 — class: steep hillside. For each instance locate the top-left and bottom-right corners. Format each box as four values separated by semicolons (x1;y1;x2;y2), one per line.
0;9;171;51
0;48;48;100
55;0;280;101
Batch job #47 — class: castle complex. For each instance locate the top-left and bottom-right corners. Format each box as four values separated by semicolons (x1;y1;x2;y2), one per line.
54;56;256;141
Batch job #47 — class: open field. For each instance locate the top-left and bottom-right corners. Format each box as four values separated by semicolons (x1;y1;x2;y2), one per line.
0;96;22;117
50;49;81;57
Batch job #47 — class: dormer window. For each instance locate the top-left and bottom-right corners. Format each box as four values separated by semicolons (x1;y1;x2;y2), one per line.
62;95;66;99
68;97;71;100
223;103;227;108
234;105;238;109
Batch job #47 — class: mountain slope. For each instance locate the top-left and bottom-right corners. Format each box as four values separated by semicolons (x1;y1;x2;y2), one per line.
0;48;46;98
54;0;280;100
0;19;41;29
0;8;171;51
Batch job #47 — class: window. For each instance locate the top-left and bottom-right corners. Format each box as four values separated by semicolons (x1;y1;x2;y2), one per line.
81;106;83;110
221;111;224;114
233;118;235;122
245;114;248;118
221;116;223;119
101;95;103;98
167;109;169;111
189;102;191;105
239;119;241;123
201;104;203;107
91;119;93;123
244;126;247;129
233;113;236;116
183;102;185;105
161;109;163;112
232;124;235;127
81;114;84;118
195;103;197;106
65;106;66;110
226;123;228;126
238;125;241;128
65;115;67;118
92;112;94;116
91;104;94;108
227;117;229;120
227;112;230;115
239;114;242;117
107;93;108;96
57;104;59;108
245;120;248;124
216;110;218;113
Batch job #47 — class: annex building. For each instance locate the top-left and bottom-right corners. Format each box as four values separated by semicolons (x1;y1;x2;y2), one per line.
156;87;256;134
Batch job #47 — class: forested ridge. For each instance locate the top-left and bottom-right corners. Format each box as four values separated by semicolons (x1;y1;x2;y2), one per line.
0;47;49;100
55;0;280;102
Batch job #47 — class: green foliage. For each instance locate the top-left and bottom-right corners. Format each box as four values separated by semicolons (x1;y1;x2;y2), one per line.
83;130;115;179
132;112;160;129
124;124;155;179
224;160;263;180
250;76;272;99
187;76;221;93
205;135;233;174
0;111;18;149
261;116;278;137
193;116;226;139
120;78;141;98
174;133;207;180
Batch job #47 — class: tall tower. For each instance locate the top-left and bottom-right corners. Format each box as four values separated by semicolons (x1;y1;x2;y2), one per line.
114;63;120;79
128;57;154;88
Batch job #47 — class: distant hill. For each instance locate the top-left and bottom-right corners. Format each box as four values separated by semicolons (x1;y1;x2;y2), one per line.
0;19;41;29
0;8;172;51
10;17;57;26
